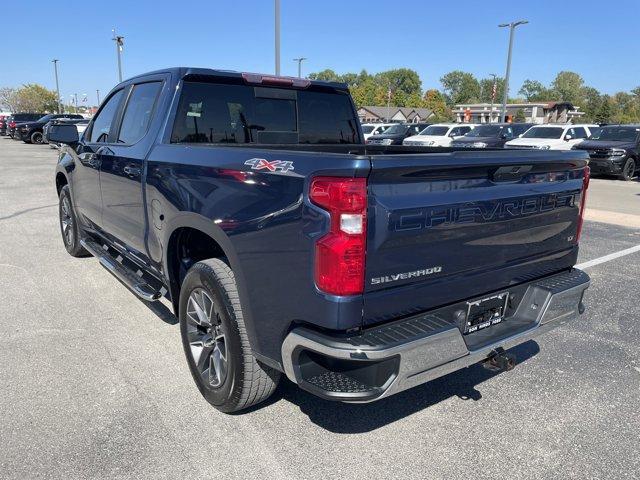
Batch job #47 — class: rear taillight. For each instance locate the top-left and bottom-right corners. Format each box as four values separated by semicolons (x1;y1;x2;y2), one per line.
310;177;367;296
9;121;16;128
576;166;590;242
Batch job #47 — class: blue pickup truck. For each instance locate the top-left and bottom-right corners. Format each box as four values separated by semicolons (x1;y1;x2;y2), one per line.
50;68;591;413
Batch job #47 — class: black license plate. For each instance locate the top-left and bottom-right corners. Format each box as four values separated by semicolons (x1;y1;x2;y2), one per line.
464;293;509;334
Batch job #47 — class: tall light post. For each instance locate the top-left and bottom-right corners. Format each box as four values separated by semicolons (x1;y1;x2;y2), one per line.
112;29;124;82
489;73;497;123
498;20;528;122
293;57;307;77
274;0;281;75
51;59;62;113
96;89;101;106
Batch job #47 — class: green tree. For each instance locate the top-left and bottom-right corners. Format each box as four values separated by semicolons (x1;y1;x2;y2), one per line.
440;71;480;105
594;95;614;124
374;68;422;99
518;79;549;102
12;84;59;112
579;87;602;123
308;69;342;82
551;71;584;103
478;77;505;104
422;89;451;121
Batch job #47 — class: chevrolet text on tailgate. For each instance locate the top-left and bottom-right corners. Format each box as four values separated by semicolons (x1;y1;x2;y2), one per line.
51;68;591;413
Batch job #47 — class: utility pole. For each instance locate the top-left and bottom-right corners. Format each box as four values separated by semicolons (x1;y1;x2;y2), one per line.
498;20;528;122
489;73;497;123
51;59;62;114
112;29;124;82
96;89;101;106
73;93;78;114
293;57;307;78
274;0;281;75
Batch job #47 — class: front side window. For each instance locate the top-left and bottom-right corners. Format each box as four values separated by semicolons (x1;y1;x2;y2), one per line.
572;127;587;139
171;81;359;144
88;89;124;143
117;82;162;144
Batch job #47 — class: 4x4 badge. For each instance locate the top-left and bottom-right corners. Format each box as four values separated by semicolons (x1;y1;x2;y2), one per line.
244;158;294;173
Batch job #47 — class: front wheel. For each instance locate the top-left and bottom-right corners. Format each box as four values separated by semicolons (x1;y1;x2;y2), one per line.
620;158;636;181
30;131;43;144
179;258;280;413
58;185;89;257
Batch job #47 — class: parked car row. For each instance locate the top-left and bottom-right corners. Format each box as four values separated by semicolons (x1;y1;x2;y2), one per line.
0;112;86;144
363;121;638;180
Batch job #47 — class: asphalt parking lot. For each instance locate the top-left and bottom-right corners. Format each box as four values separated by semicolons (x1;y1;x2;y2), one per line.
1;139;639;480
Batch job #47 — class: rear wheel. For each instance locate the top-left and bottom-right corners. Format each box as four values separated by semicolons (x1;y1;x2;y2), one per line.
58;185;89;257
179;258;280;413
30;131;43;144
620;158;636;181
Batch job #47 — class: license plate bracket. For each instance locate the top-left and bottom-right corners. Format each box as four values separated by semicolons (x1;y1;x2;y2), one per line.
465;292;509;334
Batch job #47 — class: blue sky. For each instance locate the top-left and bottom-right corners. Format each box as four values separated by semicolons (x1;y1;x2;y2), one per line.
1;0;638;106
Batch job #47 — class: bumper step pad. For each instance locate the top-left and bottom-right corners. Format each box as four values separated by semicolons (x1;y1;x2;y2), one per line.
282;269;590;402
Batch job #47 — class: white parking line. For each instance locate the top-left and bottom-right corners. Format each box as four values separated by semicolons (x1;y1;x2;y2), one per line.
575;245;640;270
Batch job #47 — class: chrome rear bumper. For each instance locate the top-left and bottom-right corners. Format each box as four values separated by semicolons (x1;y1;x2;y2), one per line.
281;269;590;402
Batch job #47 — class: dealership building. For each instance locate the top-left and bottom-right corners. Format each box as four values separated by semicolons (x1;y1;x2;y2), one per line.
453;101;585;124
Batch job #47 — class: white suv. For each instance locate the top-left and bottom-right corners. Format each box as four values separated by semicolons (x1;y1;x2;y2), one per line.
361;123;393;141
403;123;477;147
505;124;597;150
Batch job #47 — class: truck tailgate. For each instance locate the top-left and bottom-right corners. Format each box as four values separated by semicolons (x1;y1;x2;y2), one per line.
363;149;588;325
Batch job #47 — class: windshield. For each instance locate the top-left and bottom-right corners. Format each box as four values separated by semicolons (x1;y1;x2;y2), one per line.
591;126;638;142
419;125;449;136
37;115;53;122
466;125;503;137
383;124;409;135
361;125;375;134
522;127;564;139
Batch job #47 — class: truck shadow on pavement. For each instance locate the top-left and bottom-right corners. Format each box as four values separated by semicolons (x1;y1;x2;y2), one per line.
274;340;540;433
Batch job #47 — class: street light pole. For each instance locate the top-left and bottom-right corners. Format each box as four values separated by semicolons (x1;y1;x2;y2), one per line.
489;73;497;123
112;29;124;82
51;59;62;114
74;93;78;114
274;0;281;75
96;89;100;106
498;20;528;122
293;57;307;77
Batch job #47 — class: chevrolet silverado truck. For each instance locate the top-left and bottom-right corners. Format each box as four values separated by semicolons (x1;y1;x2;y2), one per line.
50;68;591;413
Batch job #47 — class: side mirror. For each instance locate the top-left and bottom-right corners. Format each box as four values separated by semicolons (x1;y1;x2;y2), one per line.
500;133;508;139
565;135;573;141
49;123;79;144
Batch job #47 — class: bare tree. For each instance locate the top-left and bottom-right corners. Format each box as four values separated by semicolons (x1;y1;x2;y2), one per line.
0;87;20;112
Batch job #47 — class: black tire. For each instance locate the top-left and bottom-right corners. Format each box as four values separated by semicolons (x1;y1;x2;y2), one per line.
179;258;280;413
620;158;636;181
30;131;43;144
58;185;89;257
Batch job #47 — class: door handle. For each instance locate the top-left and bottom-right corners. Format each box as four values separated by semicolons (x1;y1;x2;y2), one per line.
123;165;141;177
79;152;100;167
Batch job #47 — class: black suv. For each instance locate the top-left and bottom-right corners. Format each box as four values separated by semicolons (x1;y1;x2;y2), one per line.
15;113;84;144
6;113;45;138
451;123;534;148
573;125;639;180
366;123;430;145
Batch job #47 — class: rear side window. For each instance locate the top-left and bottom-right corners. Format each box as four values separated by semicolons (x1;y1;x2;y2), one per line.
118;82;162;144
171;81;359;144
88;89;124;143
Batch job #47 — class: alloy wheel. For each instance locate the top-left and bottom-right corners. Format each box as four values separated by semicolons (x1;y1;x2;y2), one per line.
60;196;74;247
185;288;228;388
